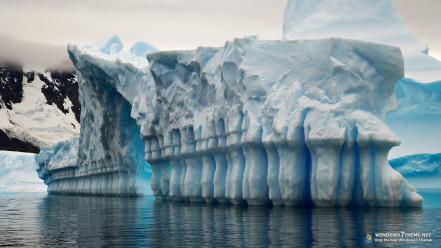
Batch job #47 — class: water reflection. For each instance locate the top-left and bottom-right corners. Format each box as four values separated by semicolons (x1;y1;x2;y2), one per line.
37;195;153;247
16;194;429;247
150;201;424;247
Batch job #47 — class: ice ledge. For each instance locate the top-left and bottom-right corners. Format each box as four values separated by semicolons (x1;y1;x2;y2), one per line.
39;37;422;207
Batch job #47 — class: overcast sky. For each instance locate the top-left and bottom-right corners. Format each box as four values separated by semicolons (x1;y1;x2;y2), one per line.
0;0;440;66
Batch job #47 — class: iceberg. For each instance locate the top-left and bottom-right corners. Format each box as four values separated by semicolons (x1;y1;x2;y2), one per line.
0;151;46;192
390;153;441;189
35;36;154;196
142;37;422;207
36;137;152;196
388;79;441;158
282;0;441;82
36;36;423;207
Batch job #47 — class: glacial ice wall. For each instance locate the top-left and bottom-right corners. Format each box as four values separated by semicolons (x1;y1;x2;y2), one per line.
139;37;422;207
49;36;423;207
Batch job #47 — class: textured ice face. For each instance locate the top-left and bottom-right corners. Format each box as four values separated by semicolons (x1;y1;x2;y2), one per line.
282;0;441;82
141;37;421;207
41;36;422;207
35;37;155;196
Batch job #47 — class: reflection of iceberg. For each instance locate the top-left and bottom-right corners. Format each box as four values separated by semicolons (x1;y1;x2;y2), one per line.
150;201;423;247
37;195;152;247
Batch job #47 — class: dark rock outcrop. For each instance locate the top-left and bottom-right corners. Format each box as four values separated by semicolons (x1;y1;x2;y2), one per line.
0;64;24;110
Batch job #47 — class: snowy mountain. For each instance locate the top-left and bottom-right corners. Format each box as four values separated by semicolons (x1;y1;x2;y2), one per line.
390;153;441;188
387;79;441;158
0;63;80;153
282;0;441;82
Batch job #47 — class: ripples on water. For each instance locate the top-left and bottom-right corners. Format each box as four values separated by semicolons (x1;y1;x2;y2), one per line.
0;190;440;247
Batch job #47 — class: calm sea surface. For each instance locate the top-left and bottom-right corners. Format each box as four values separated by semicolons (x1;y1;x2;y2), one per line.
0;189;440;247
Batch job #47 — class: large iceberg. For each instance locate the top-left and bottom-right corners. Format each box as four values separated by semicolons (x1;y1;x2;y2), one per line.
143;37;422;207
34;36;424;207
282;0;441;82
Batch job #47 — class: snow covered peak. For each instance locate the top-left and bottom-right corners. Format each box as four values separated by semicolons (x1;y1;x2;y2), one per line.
282;0;441;82
0;63;80;151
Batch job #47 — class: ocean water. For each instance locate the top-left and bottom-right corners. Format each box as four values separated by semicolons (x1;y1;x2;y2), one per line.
0;189;440;247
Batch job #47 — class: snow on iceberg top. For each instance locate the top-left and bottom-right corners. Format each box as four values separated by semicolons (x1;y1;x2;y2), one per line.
145;37;402;145
69;36;403;146
68;35;158;70
282;0;441;82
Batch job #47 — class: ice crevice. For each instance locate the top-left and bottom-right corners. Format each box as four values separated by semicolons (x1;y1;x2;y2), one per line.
37;36;422;207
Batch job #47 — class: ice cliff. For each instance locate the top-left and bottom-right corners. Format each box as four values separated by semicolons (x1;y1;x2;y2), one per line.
36;36;424;207
143;38;422;207
36;37;153;196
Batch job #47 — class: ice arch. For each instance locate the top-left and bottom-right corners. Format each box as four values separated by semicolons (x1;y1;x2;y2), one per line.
36;37;153;196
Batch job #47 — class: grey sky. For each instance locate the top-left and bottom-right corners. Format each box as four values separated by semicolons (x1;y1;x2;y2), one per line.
0;0;439;64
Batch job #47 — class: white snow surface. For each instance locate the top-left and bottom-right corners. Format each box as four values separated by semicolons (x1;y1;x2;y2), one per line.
282;0;441;82
0;151;46;192
58;36;423;207
0;69;80;148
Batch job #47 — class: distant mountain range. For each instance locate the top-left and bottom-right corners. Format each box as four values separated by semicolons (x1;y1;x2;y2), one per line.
0;63;80;153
